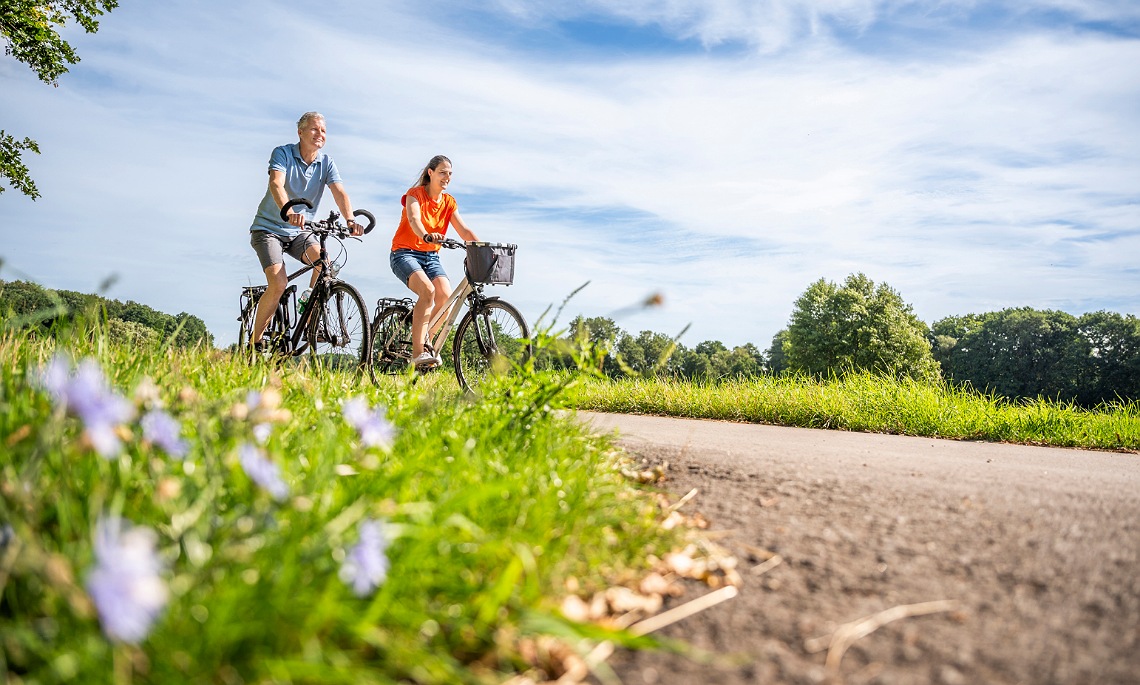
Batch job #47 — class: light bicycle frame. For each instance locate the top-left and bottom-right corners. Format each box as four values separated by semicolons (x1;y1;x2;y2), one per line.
423;274;479;355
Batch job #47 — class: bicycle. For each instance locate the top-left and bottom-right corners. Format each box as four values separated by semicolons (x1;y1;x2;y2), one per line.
370;239;532;394
237;198;376;373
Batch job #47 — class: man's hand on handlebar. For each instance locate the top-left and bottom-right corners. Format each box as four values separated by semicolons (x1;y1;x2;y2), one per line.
346;218;364;237
287;211;306;228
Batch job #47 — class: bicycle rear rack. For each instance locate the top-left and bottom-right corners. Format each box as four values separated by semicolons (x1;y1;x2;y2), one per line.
374;296;413;317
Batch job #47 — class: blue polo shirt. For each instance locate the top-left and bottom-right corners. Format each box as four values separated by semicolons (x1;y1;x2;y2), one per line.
250;143;344;238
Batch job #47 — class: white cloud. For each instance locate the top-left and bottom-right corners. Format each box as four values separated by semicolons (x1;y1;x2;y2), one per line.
1;0;1137;351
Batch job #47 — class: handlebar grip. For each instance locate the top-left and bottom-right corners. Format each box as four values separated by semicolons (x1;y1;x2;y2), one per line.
353;209;376;235
280;198;314;222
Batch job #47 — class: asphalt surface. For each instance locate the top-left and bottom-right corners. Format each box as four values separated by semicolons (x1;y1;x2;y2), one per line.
579;412;1140;685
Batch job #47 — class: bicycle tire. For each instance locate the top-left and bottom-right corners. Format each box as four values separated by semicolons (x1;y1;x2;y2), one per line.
452;299;532;394
237;304;253;353
370;306;414;382
306;281;370;373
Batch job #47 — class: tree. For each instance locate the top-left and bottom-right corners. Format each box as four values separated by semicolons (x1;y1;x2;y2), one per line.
615;329;681;377
1075;311;1140;405
766;329;789;374
935;308;1088;402
1;0;119;198
566;315;623;376
784;273;939;380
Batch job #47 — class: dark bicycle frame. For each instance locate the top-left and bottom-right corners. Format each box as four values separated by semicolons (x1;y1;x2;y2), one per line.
238;199;375;358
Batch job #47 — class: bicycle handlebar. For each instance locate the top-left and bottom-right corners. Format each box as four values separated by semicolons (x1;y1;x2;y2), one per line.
279;198;377;235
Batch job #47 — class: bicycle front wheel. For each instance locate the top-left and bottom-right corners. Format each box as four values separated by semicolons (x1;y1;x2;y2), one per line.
453;299;532;394
307;281;371;373
370;306;413;382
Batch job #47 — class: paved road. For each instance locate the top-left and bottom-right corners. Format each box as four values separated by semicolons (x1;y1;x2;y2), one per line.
580;412;1140;685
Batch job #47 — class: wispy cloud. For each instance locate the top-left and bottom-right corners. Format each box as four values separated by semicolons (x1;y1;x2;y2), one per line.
1;0;1136;349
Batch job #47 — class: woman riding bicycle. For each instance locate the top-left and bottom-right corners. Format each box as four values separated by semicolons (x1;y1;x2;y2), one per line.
248;112;364;351
389;155;480;369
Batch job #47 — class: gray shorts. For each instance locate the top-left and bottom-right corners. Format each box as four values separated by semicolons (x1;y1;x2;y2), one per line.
250;230;318;270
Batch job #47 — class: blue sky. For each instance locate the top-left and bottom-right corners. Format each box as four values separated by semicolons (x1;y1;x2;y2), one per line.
2;0;1138;349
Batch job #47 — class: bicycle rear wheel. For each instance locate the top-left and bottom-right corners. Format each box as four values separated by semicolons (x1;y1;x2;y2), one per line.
306;281;370;373
452;299;532;394
370;306;414;382
238;290;286;356
238;305;253;353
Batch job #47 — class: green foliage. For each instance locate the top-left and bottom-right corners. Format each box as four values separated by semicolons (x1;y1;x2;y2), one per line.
765;330;789;375
563;372;1140;451
784;273;940;381
106;317;159;347
0;279;214;348
0;130;40;198
934;308;1140;406
0;316;683;683
1;0;119;197
1077;311;1140;404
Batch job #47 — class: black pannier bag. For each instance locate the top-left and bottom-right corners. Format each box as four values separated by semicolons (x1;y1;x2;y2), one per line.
465;242;517;285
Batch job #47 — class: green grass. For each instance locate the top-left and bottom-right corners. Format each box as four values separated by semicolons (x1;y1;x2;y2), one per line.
0;320;684;684
563;372;1140;451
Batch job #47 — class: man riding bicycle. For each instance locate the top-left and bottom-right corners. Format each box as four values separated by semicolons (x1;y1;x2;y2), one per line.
247;112;364;351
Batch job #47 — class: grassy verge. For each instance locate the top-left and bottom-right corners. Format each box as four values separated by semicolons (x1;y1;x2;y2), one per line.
0;320;721;684
563;372;1140;451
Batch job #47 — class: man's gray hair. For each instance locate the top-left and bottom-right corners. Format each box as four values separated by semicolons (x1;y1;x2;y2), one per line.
297;111;326;130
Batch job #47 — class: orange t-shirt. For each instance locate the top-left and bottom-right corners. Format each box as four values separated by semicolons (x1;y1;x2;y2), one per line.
390;186;457;252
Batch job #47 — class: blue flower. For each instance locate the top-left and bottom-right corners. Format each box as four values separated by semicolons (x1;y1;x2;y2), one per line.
339;518;390;597
39;355;135;458
238;443;289;501
252;422;273;445
141;409;188;459
85;515;168;644
342;397;396;449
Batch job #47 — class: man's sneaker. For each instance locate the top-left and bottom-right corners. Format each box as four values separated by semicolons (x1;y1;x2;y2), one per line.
251;339;272;355
413;351;442;369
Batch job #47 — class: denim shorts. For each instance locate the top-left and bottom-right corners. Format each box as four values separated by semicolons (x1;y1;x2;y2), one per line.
390;248;447;284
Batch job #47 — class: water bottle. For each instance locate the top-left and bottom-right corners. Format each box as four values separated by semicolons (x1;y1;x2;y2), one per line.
298;288;312;314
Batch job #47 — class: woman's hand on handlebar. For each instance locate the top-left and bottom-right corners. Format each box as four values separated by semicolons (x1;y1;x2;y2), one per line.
424;232;446;244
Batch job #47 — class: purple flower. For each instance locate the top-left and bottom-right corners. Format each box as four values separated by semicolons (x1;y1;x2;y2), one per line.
141;409;188;459
339;518;390;597
342;397;396;449
86;515;168;644
238;443;289;501
252;423;272;445
38;355;135;458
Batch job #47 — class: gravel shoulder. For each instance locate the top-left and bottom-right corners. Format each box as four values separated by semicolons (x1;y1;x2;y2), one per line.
579;412;1140;685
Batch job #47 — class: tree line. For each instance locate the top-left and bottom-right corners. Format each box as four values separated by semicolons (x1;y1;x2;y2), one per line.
548;273;1140;407
0;279;214;348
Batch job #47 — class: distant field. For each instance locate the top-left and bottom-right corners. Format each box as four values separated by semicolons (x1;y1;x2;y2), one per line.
563;372;1140;452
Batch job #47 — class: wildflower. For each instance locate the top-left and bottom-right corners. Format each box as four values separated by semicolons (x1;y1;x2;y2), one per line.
238;443;289;501
86;515;168;644
342;397;396;449
252;422;273;445
133;376;162;409
38;355;135;458
141;409;189;458
339;518;390;597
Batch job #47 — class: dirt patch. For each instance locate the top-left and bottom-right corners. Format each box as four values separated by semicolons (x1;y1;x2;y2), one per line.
583;413;1140;685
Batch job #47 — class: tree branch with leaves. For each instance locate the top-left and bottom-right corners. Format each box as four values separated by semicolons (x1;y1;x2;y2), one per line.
1;0;118;198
